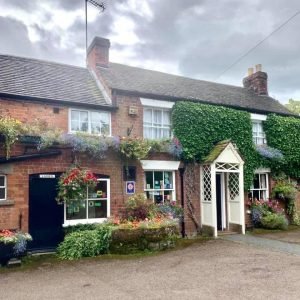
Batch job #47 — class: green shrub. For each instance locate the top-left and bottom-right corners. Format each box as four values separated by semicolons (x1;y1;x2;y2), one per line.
58;230;101;260
261;212;288;230
58;224;112;260
63;223;99;235
123;193;155;221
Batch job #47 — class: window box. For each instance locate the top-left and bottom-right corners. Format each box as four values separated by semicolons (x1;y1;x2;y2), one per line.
18;135;41;144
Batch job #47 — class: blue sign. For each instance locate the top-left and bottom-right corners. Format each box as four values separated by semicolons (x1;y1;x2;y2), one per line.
126;181;135;194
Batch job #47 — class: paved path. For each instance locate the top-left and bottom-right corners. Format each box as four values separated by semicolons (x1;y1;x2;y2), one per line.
1;239;300;300
222;234;300;256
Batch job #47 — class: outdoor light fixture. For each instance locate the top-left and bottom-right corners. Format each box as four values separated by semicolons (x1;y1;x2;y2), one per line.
85;0;106;55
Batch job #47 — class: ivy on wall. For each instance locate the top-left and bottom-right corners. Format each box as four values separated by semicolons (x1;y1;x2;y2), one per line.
172;102;261;189
264;114;300;178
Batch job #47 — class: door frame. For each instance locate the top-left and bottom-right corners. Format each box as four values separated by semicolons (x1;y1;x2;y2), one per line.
216;172;227;231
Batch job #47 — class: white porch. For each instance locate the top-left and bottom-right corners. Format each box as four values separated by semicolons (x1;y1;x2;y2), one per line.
200;141;245;237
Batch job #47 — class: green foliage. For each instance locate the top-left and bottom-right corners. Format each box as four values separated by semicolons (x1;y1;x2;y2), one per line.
285;99;300;114
271;180;297;201
264;114;300;178
172;102;260;189
0;117;22;159
261;212;288;230
57;224;112;260
123;193;155;221
119;137;151;160
63;223;99;235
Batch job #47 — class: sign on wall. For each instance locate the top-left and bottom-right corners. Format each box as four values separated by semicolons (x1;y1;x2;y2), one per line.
126;181;135;194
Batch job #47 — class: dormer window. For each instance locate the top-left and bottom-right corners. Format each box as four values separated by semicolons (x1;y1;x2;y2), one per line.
69;109;111;135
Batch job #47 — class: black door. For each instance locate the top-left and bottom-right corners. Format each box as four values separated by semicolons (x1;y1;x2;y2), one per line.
29;174;64;251
216;173;222;230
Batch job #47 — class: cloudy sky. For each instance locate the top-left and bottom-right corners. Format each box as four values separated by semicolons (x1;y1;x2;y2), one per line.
0;0;299;104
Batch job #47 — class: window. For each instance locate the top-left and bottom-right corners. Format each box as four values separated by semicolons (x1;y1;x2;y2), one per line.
252;120;266;145
70;109;111;135
0;175;6;200
65;179;110;225
249;173;269;200
143;108;171;139
144;171;175;204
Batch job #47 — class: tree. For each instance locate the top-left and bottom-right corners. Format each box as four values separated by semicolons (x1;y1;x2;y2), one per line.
285;99;300;114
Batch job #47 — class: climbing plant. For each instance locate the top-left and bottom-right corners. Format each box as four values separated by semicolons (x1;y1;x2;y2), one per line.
172;102;262;189
264;114;300;178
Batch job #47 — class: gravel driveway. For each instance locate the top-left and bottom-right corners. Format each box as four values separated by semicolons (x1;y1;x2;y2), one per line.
0;239;299;300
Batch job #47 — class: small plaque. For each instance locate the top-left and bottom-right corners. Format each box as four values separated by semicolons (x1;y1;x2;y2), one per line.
126;181;135;194
39;174;55;178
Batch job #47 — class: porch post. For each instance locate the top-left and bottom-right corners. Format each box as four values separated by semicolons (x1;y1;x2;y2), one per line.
239;163;245;234
211;163;217;237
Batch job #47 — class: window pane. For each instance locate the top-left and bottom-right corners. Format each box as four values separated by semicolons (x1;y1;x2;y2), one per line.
153;110;162;125
80;111;88;132
71;110;80;121
260;174;267;189
253;174;260;189
91;111;101;123
88;181;107;199
162;128;170;138
145;172;153;189
163;111;170;125
164;172;173;189
143;127;152;139
71;121;80;131
91;122;101;134
0;188;5;199
66;200;87;220
143;109;152;124
154;172;163;189
0;176;4;186
88;200;107;218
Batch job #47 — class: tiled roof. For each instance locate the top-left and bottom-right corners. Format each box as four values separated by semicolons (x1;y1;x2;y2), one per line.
0;54;109;107
99;62;293;116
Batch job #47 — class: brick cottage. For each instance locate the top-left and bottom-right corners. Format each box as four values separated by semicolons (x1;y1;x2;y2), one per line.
0;37;298;250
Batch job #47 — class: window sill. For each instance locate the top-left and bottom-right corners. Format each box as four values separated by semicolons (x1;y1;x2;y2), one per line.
0;200;15;207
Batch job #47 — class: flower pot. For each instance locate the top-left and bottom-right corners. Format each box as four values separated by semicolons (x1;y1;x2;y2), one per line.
0;243;14;266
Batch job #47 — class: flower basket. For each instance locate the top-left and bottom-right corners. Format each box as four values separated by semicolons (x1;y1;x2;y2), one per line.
0;230;32;266
56;167;98;204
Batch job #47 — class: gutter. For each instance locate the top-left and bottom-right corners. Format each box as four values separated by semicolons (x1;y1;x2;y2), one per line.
0;150;62;164
0;93;118;111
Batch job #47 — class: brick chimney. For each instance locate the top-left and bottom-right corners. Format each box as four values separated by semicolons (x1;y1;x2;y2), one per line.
243;64;268;96
87;36;110;69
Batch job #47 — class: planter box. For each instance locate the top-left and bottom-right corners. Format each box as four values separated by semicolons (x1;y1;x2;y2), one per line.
0;243;14;266
109;224;179;254
18;135;41;144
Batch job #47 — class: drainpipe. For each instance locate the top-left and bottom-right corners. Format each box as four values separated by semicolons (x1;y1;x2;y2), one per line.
179;167;185;237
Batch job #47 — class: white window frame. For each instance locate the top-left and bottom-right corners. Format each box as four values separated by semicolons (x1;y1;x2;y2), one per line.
0;175;6;201
143;107;172;140
141;98;174;140
251;113;267;145
63;178;110;226
69;108;111;136
144;170;176;203
249;172;269;201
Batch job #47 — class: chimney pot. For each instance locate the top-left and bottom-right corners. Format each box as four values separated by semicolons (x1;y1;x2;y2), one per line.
248;67;254;76
255;64;262;72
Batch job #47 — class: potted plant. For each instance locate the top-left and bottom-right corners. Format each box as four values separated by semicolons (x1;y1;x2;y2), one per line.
0;229;32;266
